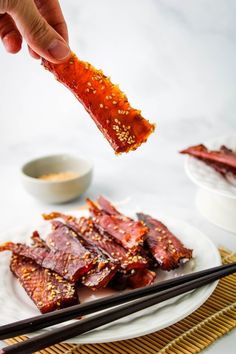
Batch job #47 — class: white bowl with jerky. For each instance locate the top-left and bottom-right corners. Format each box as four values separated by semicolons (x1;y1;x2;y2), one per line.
181;135;236;233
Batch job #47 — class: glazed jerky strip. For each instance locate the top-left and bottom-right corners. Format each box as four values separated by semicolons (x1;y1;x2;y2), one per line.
96;196;154;261
87;198;147;252
97;195;121;215
77;217;149;271
137;214;192;271
96;196;150;251
76;218;156;289
110;268;156;290
127;269;156;289
180;144;236;171
97;196;155;263
0;236;93;283
43;212;149;271
45;212;148;282
81;242;118;290
43;225;94;282
9;254;78;313
43;54;155;154
204;159;236;178
46;220;118;290
33;225;116;290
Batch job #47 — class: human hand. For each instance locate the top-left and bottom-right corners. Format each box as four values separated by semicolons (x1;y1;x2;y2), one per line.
0;0;70;62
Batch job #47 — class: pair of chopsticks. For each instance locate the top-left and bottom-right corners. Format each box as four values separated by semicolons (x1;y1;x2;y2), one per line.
1;262;236;354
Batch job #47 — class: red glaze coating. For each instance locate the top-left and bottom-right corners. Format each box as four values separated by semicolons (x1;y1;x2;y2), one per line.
137;213;192;271
10;254;78;313
43;54;155;154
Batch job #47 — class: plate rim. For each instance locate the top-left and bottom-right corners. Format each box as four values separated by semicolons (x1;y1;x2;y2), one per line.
66;282;219;344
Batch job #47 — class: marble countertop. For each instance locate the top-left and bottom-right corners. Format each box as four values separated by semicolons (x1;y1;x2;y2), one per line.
0;0;235;352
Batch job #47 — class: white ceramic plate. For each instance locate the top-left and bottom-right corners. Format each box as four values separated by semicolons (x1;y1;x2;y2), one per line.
185;135;236;199
0;210;221;344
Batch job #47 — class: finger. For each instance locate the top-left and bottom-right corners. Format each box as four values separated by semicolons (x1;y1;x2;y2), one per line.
28;45;40;59
34;0;68;43
9;0;71;63
0;13;22;53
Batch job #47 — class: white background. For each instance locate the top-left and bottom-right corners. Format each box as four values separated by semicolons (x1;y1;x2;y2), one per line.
0;1;236;352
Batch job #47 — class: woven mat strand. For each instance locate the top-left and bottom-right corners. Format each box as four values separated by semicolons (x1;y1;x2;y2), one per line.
5;248;236;354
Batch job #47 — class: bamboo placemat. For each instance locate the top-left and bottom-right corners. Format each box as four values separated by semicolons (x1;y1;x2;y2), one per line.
5;248;236;354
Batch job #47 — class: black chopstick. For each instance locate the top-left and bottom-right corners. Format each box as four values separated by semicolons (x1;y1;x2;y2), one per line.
0;262;235;340
1;262;236;354
0;263;235;340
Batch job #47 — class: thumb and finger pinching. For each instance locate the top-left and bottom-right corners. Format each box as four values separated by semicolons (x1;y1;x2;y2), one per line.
0;0;71;62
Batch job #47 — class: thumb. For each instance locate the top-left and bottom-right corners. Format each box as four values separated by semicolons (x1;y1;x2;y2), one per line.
9;0;71;62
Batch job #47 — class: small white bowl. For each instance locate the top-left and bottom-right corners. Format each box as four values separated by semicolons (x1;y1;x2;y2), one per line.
21;154;93;204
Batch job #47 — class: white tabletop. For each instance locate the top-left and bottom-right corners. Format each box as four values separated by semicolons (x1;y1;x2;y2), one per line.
0;0;236;352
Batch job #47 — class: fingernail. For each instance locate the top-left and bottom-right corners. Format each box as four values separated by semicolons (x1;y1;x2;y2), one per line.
48;39;70;60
